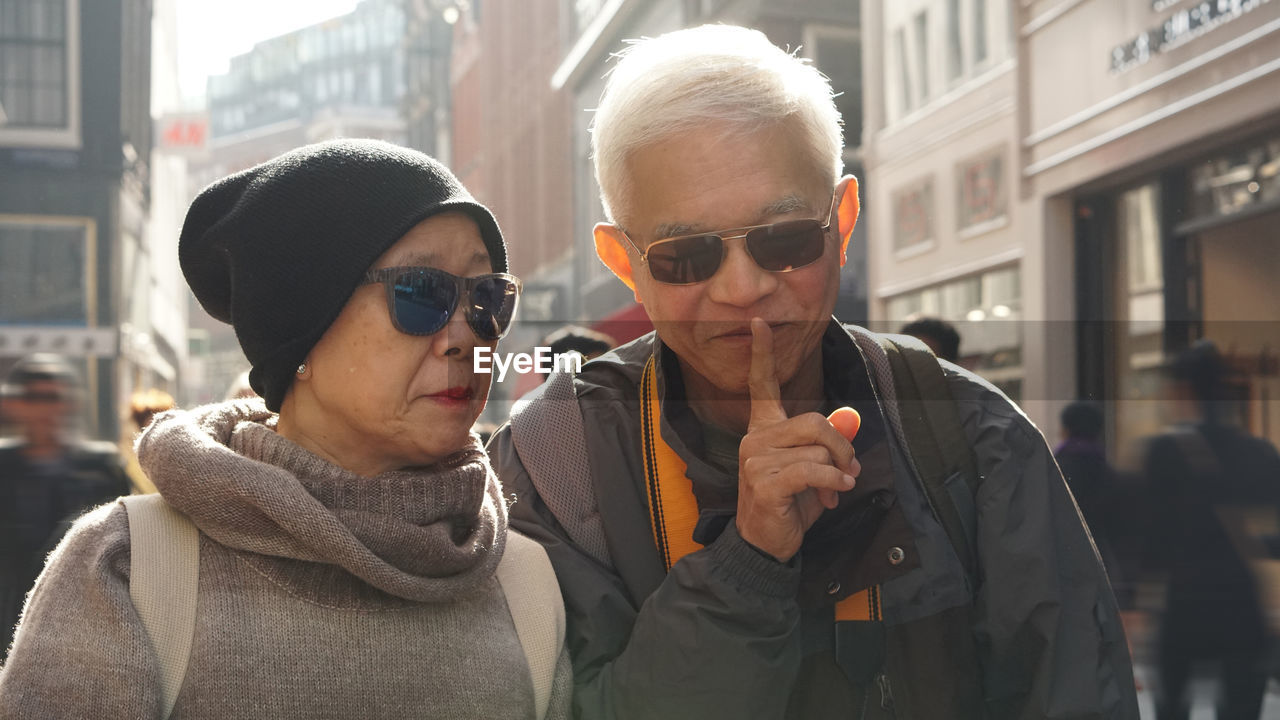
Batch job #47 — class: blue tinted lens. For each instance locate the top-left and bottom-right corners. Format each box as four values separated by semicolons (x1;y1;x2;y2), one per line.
392;270;456;335
467;276;519;341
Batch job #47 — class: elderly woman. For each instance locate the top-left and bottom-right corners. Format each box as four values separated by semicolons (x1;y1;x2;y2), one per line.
0;140;569;719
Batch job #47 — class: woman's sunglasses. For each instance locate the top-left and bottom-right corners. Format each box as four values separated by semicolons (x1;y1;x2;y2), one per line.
621;195;837;285
362;267;521;341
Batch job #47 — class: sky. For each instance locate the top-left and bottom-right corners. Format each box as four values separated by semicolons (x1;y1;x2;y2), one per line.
175;0;361;104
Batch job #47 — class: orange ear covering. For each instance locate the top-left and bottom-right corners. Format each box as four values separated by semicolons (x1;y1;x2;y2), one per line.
838;177;861;248
593;224;637;292
828;407;861;441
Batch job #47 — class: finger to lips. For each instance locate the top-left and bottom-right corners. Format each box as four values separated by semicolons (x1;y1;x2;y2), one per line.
828;407;861;441
748;317;787;431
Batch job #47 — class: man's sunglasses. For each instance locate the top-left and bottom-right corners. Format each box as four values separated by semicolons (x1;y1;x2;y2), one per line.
620;195;837;285
362;267;521;341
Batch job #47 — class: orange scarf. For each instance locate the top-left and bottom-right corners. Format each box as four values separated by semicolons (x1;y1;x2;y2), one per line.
639;357;880;622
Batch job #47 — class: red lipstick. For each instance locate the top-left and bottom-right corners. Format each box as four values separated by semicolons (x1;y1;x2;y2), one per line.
430;386;473;401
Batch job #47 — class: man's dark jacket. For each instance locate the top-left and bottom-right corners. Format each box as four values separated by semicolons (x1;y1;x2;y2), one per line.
488;322;1137;719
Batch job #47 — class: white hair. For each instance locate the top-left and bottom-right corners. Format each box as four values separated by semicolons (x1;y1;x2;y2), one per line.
590;24;844;224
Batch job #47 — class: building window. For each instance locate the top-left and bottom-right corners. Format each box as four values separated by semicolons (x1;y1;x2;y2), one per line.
892;177;935;253
956;146;1007;234
946;0;963;82
885;265;1023;399
913;10;929;102
972;0;988;66
894;27;912;115
804;26;861;150
0;0;80;147
0;217;91;325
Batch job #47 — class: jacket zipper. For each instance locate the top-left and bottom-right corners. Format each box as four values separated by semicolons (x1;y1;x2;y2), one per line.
877;673;895;712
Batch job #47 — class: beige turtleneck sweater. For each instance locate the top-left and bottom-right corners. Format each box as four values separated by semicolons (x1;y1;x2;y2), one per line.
0;399;570;719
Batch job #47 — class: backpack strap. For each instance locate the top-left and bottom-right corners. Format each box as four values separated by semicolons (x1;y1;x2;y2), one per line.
120;494;199;720
509;366;612;568
876;333;981;584
496;530;567;720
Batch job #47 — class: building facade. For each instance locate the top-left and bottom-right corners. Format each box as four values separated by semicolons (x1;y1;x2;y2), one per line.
862;0;1022;398
1025;0;1280;452
0;0;158;441
183;0;412;404
449;0;576;412
863;0;1280;446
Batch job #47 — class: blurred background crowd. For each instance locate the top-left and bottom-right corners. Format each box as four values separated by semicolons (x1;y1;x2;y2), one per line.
2;0;1279;716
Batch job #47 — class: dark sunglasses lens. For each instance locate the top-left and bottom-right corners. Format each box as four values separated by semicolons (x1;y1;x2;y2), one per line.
391;270;456;335
746;220;826;272
467;276;520;341
647;235;723;284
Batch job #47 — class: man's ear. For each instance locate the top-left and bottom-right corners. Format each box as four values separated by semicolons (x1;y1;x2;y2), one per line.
594;223;640;296
834;175;860;266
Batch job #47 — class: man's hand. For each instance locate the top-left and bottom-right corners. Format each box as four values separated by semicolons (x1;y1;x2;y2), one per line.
735;318;861;562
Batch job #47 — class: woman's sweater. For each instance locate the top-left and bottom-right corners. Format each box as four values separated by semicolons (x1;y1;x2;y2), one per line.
0;399;570;719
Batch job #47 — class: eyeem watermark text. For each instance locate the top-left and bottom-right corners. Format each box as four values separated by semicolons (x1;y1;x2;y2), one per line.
474;347;582;382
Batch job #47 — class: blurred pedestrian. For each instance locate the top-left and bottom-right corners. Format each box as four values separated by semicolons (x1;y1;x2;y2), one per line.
0;354;130;661
538;325;615;383
124;388;176;494
0;140;568;718
1140;340;1280;720
1055;401;1132;604
899;316;961;363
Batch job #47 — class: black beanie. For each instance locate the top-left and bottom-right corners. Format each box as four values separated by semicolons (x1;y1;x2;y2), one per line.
179;139;508;412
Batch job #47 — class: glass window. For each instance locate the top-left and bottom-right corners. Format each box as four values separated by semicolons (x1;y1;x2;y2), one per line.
894;27;912;115
956;147;1007;230
947;0;963;81
1110;183;1167;450
973;0;988;65
0;220;88;324
892;178;935;251
0;0;69;128
885;265;1024;399
913;10;929;102
1120;183;1163;295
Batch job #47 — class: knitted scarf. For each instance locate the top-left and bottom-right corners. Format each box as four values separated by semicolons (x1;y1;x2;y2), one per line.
136;398;507;603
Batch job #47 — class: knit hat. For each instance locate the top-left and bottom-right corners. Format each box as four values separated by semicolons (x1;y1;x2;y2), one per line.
179;139;507;411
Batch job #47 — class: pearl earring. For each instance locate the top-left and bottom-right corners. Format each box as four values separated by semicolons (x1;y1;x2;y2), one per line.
296;363;307;375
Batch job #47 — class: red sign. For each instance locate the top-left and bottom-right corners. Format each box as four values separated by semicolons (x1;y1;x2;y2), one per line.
156;114;209;153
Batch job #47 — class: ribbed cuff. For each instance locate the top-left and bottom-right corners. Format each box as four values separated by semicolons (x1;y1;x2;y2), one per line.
707;523;800;600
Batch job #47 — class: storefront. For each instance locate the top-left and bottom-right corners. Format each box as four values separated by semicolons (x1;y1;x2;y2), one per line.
1011;0;1280;453
1075;128;1280;451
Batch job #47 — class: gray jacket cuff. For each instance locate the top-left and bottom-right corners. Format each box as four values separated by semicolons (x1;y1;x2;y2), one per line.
707;522;801;600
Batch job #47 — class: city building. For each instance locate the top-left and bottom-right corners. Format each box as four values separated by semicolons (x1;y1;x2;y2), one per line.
448;0;575;411
861;0;1022;397
862;0;1280;446
182;0;412;403
0;0;158;441
1028;0;1280;451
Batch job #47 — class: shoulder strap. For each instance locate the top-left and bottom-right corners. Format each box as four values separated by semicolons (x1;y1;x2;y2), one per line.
496;530;567;720
876;333;981;583
509;367;612;568
121;494;200;720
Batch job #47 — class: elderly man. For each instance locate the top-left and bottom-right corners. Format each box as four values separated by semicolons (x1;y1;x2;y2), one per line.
489;25;1136;719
